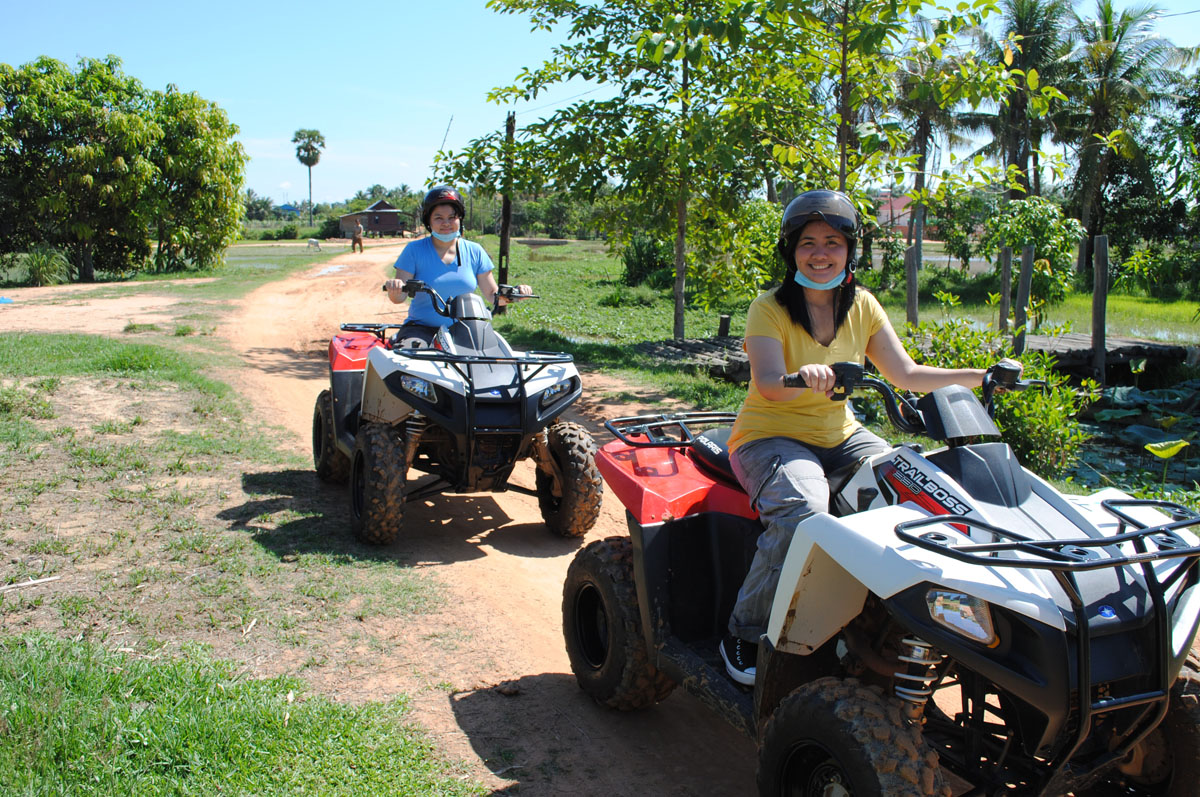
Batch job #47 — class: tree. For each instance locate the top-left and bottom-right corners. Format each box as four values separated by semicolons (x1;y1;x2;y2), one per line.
446;0;759;339
244;189;274;221
892;17;972;269
959;0;1074;199
147;86;246;272
1056;0;1189;265
0;56;158;281
0;56;248;281
292;128;325;226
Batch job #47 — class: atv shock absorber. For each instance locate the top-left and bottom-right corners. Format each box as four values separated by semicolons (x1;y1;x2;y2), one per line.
894;637;943;719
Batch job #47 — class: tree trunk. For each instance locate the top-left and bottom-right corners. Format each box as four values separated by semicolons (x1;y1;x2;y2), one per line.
911;118;930;271
836;0;851;191
77;244;95;283
673;55;690;341
766;174;777;204
307;166;313;227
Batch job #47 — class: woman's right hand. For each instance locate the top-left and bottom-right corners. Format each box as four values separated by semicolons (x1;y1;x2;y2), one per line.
384;278;406;304
792;363;838;398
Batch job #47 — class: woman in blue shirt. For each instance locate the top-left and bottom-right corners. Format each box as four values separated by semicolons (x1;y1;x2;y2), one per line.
383;185;530;346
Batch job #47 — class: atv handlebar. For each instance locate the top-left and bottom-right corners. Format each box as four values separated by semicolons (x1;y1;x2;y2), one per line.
382;281;537;315
781;360;1046;435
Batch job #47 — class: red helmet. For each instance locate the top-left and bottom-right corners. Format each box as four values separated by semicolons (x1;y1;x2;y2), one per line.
420;185;466;229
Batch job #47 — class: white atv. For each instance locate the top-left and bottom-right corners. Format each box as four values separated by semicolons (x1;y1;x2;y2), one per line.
564;361;1200;795
313;280;603;545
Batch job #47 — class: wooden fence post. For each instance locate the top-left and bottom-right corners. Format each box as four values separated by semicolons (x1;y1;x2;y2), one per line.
905;245;919;326
1014;244;1034;355
1092;235;1108;386
718;314;731;337
999;246;1012;333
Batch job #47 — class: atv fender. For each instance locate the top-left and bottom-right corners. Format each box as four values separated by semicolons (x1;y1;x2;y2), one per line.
765;505;1069;656
360;348;419;424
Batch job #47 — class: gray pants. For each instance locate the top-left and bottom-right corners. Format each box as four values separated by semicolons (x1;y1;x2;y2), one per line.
727;427;889;642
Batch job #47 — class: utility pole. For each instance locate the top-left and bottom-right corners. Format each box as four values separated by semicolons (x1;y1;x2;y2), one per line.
498;112;515;296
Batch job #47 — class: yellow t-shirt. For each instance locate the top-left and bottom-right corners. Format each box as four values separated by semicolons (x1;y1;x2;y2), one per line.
728;288;888;451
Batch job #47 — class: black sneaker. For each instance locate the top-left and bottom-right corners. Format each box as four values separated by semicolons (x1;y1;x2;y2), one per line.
719;634;757;686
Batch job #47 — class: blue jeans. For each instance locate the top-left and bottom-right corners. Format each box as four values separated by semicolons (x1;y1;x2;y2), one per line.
727;427;889;642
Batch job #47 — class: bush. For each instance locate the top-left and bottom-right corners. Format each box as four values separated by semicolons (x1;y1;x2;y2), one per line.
902;295;1099;478
979;197;1084;315
21;246;71;286
318;216;342;239
276;224;299;240
622;234;672;287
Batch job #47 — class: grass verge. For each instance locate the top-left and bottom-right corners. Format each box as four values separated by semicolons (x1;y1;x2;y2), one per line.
0;633;482;795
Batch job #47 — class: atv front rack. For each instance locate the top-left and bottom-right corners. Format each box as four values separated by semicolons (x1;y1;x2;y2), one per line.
604;412;738;449
897;499;1200;792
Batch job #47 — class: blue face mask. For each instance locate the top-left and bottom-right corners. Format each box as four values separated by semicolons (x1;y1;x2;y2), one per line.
793;268;846;290
430;230;460;243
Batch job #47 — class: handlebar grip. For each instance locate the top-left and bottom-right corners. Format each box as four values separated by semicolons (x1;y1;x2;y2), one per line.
781;362;863;401
988;360;1021;389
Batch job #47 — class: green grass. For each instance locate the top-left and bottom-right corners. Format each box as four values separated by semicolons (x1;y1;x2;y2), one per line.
862;264;1200;344
0;633;483;796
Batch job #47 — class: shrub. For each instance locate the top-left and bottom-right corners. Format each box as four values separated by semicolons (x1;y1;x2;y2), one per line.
318;216;342;239
902;294;1099;478
979;197;1084;314
21;246;72;286
622;234;672;286
276;224;299;240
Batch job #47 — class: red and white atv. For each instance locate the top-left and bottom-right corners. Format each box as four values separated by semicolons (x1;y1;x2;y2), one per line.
563;361;1200;795
313;280;603;545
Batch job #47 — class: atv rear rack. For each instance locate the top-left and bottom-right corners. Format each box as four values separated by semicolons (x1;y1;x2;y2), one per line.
603;412;738;448
897;500;1200;792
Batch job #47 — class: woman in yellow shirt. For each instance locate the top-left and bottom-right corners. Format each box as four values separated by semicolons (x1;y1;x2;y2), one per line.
719;189;1019;686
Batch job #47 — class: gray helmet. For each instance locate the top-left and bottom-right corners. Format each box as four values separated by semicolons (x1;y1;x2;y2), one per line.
420;185;466;229
777;189;859;270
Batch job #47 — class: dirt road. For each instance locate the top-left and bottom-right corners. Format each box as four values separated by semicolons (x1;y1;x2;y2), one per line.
223;243;758;795
0;242;757;794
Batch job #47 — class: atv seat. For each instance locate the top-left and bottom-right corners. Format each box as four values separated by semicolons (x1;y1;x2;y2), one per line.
691;427;740;486
691;426;868;508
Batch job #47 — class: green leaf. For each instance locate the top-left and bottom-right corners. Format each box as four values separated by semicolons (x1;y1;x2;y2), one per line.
1093;409;1141;421
1025;68;1039;90
1145;440;1189;459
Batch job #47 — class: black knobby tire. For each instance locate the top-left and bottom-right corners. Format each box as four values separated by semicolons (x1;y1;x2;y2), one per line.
1119;653;1200;795
757;677;950;797
313;390;350;484
349;422;406;545
536;420;603;538
562;537;676;710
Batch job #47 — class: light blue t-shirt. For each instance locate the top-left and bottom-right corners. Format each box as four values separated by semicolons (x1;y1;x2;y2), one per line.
393;237;495;327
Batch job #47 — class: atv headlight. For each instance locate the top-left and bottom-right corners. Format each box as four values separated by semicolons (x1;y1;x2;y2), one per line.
926;590;997;646
539;379;571;408
401;374;437;402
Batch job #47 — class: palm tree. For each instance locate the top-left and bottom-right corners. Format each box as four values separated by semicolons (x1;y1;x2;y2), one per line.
1057;0;1186;262
893;19;971;267
959;0;1074;200
291;129;325;226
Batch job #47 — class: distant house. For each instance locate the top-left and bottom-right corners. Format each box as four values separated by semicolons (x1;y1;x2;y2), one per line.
339;199;410;238
875;190;912;237
278;203;301;218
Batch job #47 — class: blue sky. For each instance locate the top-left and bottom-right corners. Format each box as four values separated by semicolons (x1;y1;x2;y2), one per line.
3;0;1197;206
